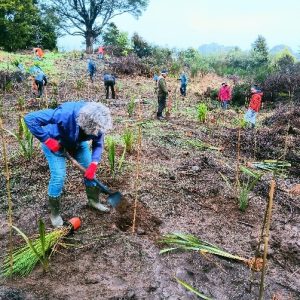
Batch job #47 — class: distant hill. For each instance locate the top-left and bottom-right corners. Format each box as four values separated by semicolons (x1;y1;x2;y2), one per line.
198;43;236;55
270;44;300;59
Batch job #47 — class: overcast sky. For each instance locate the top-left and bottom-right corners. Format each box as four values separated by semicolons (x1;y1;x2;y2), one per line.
58;0;300;52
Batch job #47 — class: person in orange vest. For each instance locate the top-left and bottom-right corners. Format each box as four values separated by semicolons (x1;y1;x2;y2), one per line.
98;46;105;59
244;86;263;129
34;48;44;60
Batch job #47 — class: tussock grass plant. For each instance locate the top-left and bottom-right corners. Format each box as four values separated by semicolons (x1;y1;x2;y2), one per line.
106;136;116;176
127;96;135;117
238;166;262;212
122;128;135;153
1;220;70;277
76;79;85;90
197;103;208;123
175;278;213;300
4;117;34;159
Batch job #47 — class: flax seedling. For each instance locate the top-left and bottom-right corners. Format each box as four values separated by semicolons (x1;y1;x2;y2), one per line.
127;96;135;117
238;166;262;212
4;117;34;159
1;218;80;277
122;128;135;153
197;103;208;123
106;136;116;176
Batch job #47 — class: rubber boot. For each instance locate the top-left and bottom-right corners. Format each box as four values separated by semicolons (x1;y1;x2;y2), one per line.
85;186;110;212
49;196;64;227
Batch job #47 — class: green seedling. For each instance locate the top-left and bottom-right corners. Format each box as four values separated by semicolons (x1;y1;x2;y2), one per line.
197;103;208;123
122;128;135;153
127;96;135;117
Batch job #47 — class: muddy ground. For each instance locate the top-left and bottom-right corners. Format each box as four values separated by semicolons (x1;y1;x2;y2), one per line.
0;55;299;300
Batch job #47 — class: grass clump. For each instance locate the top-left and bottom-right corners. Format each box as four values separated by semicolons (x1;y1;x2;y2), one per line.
4;117;34;159
1;220;69;277
238;166;262;212
197;103;208;123
122;127;135;153
127;96;135;117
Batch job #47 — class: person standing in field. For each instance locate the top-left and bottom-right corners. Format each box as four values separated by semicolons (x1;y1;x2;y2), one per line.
156;70;169;120
103;72;116;99
178;71;188;97
218;82;231;109
98;46;105;59
34;70;47;97
87;58;96;82
244;86;263;128
34;48;44;60
24;101;113;227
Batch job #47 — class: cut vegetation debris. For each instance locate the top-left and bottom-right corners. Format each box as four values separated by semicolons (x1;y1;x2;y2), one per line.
160;233;264;272
187;139;223;151
247;160;291;173
159;233;245;261
1;218;80;277
175;277;214;300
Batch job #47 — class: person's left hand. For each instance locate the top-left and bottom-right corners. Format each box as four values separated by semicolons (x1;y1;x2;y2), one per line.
84;162;98;180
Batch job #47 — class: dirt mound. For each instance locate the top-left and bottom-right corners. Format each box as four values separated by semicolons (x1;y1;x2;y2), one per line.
114;199;162;236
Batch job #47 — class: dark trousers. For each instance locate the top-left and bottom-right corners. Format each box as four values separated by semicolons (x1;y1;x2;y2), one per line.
180;84;187;96
89;71;95;82
35;80;44;97
105;81;115;99
157;94;167;117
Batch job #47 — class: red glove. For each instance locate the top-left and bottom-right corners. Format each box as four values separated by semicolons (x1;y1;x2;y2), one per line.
44;138;61;152
84;162;98;180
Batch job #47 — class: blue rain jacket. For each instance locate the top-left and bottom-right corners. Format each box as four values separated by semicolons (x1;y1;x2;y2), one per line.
88;60;96;74
24;102;104;162
180;74;188;85
103;74;115;83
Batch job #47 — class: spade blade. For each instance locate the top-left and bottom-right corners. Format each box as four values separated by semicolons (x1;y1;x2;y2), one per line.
108;192;122;207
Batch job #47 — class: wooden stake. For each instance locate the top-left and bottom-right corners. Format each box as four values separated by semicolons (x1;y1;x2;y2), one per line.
235;117;242;197
132;98;142;233
0;117;14;276
258;179;276;300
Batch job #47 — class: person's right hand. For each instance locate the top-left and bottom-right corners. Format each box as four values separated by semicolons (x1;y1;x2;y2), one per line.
44;138;61;152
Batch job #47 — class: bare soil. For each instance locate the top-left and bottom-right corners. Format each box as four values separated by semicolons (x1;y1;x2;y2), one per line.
0;56;299;300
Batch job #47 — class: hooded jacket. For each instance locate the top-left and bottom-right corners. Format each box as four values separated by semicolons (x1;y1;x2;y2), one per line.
249;92;263;112
218;85;231;101
157;75;168;97
24;102;104;162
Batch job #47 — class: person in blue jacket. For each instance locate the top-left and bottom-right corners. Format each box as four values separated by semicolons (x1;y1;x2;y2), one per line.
178;71;188;97
35;70;47;97
24;101;113;227
87;59;96;82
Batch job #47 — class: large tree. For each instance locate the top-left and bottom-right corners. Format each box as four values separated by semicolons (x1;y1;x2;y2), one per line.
0;0;59;51
49;0;149;53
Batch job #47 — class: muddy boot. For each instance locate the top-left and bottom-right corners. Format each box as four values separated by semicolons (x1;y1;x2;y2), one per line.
86;186;110;212
49;196;64;227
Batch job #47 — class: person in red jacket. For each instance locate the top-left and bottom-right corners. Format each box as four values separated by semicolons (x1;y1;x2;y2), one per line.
244;86;263;128
98;46;105;59
218;82;231;109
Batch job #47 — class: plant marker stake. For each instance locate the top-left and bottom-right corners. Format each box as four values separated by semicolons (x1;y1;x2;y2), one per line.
132;97;142;233
258;179;276;300
235;114;242;197
0;117;14;276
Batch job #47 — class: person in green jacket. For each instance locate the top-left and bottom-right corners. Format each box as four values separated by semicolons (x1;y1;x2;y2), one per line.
156;70;169;120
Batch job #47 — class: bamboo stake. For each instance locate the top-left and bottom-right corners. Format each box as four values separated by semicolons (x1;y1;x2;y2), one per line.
132;97;142;233
235;116;242;197
0;117;14;276
258;179;276;300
